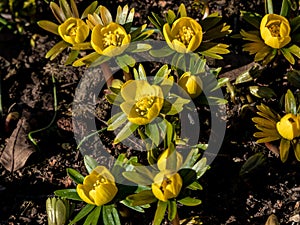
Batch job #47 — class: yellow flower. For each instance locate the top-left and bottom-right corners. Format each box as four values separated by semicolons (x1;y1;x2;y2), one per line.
58;17;89;45
260;14;291;49
76;166;118;206
276;113;300;140
120;80;164;125
152;171;182;202
157;149;183;171
178;72;203;98
163;17;203;53
91;22;131;57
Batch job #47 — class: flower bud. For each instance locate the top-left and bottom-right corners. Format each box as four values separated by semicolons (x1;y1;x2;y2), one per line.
46;197;73;225
157;148;183;172
178;72;203;98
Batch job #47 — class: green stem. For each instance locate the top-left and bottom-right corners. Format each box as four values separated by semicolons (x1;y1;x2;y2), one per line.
76;127;107;150
280;0;289;16
28;74;57;149
100;62;114;87
265;0;274;14
171;212;180;225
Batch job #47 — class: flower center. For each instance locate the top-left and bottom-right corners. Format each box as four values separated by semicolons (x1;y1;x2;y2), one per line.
103;31;124;48
175;26;195;47
66;23;78;37
267;23;281;37
135;96;155;116
93;176;106;189
159;177;172;193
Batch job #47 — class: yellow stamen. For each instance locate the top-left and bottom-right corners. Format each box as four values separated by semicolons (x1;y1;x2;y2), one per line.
103;31;124;48
135;96;155;117
175;26;195;47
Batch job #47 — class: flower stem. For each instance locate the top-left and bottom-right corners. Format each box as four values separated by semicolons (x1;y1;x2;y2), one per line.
171;212;180;225
100;62;114;87
123;70;132;81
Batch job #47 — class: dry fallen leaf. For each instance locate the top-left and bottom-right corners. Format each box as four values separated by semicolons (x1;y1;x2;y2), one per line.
0;117;36;172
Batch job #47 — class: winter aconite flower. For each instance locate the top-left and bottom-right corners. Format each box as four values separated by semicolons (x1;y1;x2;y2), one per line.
76;166;118;206
120;80;164;125
91;22;131;57
260;14;291;49
178;72;203;98
163;17;203;53
151;171;182;202
58;17;89;45
276;113;300;140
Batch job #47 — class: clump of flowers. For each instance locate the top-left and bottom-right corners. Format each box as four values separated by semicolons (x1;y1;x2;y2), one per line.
240;0;300;65
37;0;96;63
149;3;231;59
252;90;300;162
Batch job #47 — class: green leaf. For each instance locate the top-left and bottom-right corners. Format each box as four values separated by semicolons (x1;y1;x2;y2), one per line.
126;190;157;206
189;55;206;74
240;11;262;29
120;200;146;213
116;54;136;73
285;89;297;114
291;16;300;33
200;12;222;31
102;205;121;225
84;155;99;174
69;204;96;225
280;0;289;17
288;45;300;58
37;20;59;35
163;94;190;115
287;69;300;88
150;46;175;58
145;123;160;146
81;1;98;19
192;157;209;179
280;138;290;162
187;181;203;190
122;171;153;186
166;9;176;25
182;148;200;168
281;48;295;64
67;168;84;184
65;50;79;65
46;41;69;60
83;206;101;225
294;142;300;161
50;2;66;23
148;12;165;31
249;86;277;99
70;0;79;18
178;197;202;206
153;64;170;85
153;201;168;225
54;189;82;201
265;0;274;14
107;113;127;131
113;122;139;144
178;168;197;189
239;152;267;177
177;3;187;17
59;0;73;18
167;200;177;221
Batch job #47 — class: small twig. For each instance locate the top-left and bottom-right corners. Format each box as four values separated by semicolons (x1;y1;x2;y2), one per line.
123;70;132;81
28;74;57;149
76;127;107;150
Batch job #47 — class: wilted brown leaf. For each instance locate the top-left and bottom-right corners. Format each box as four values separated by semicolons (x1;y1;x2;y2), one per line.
0;117;36;172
